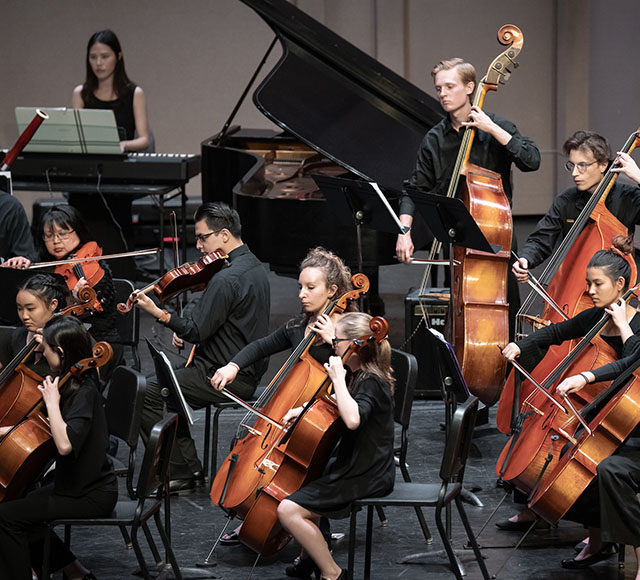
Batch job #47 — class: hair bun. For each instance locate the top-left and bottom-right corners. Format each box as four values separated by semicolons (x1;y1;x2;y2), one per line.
611;234;634;256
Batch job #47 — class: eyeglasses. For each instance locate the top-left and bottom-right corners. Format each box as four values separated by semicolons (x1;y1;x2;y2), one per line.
42;229;75;242
195;231;218;243
565;160;598;174
331;337;351;349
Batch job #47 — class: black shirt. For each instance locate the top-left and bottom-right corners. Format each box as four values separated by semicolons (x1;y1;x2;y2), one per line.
516;306;640;382
165;244;271;385
519;182;640;269
85;84;136;141
55;373;116;497
231;315;332;370
0;193;37;262
399;112;540;216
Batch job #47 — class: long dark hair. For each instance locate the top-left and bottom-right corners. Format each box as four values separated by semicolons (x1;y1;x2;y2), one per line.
35;205;91;260
81;29;133;104
42;316;95;403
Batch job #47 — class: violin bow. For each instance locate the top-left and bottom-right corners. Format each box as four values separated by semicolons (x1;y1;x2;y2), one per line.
169;211;185;354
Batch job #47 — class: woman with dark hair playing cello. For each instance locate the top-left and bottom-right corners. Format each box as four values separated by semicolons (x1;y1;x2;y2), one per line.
0;316;116;580
498;235;640;532
277;312;395;580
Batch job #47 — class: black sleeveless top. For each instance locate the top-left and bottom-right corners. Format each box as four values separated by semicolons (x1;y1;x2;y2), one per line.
85;84;136;141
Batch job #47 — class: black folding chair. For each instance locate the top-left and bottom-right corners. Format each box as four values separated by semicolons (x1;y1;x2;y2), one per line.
347;396;490;580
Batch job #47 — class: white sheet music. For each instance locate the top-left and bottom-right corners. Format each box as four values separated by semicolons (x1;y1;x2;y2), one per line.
369;182;410;234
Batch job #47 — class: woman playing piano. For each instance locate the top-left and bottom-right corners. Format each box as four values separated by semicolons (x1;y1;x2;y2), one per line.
72;29;149;153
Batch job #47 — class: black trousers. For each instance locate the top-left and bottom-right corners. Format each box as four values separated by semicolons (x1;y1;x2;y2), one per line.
564;443;640;547
0;484;117;580
140;361;256;477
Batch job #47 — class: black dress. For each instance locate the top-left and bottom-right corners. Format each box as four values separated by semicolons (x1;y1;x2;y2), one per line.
287;372;395;519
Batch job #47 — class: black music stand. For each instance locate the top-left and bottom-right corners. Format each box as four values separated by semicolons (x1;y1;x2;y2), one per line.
405;188;500;347
312;175;408;276
145;338;217;579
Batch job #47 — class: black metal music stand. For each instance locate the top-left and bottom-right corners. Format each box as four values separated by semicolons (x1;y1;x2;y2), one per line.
145;338;217;579
312;175;408;276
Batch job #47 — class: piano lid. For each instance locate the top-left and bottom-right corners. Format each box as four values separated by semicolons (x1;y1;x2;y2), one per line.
240;0;444;191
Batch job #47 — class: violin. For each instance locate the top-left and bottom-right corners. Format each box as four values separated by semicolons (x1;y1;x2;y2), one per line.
53;241;105;290
0;341;112;502
117;250;229;313
224;316;389;556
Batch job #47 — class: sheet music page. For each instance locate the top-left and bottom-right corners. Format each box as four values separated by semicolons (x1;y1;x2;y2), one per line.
160;351;198;425
369;182;410;234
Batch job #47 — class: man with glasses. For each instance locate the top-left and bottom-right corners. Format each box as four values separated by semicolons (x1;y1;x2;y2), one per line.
132;201;271;493
513;130;640;282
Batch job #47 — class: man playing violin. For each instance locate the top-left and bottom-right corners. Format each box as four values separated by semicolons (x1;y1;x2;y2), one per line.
395;57;540;263
513;130;640;283
130;202;271;493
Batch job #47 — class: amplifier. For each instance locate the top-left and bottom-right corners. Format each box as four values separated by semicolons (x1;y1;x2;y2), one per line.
404;287;450;398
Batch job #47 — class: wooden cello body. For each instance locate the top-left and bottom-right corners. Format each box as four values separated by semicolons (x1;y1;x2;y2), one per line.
210;275;369;517
529;366;640;523
238;317;389;556
497;128;640;433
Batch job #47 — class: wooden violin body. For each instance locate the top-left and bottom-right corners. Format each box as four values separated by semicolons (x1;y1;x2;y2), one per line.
118;250;228;313
55;241;105;291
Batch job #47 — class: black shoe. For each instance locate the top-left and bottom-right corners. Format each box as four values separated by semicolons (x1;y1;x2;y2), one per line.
321;570;346;580
561;543;618;569
495;518;549;531
193;470;206;487
168;477;196;494
285;556;320;579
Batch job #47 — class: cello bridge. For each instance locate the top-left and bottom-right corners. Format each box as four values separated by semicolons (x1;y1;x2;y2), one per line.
261;459;280;472
523;401;544;416
240;424;262;436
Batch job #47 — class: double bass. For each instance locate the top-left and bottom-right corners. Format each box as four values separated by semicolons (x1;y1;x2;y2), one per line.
210;275;369;520
417;25;523;405
497;127;640;433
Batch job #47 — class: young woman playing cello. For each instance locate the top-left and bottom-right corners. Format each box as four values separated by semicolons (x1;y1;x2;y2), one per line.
210;247;354;560
276;312;396;580
498;235;640;531
0;316;117;580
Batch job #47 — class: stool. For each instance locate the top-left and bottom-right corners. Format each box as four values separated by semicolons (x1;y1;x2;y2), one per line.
203;386;266;483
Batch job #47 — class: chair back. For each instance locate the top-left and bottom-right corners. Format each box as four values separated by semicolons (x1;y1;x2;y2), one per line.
0;325;16;365
391;348;418;428
112;278;140;368
439;396;478;483
105;366;147;447
135;413;178;500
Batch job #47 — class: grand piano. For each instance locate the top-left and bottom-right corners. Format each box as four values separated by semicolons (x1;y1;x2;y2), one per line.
201;0;443;302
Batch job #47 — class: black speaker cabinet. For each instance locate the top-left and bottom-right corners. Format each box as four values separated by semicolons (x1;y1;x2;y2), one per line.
404;287;450;398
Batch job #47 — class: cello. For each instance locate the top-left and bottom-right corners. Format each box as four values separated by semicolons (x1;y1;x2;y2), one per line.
234;316;389;556
0;340;112;502
0;286;101;428
415;25;523;405
498;128;640;433
210;274;369;518
495;284;639;496
528;357;640;524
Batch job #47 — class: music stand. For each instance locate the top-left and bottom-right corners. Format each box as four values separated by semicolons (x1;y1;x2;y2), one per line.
312;175;408;276
145;338;218;579
404;188;500;347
